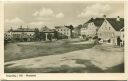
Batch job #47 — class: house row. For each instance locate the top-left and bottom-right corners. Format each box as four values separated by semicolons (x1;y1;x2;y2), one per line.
81;15;124;46
5;15;124;46
6;26;35;41
5;25;72;42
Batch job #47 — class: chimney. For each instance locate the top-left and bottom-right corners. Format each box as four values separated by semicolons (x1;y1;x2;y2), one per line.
103;15;106;19
90;17;94;21
117;16;120;21
20;25;22;29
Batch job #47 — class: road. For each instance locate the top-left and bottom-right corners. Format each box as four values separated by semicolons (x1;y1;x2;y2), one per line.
5;43;124;72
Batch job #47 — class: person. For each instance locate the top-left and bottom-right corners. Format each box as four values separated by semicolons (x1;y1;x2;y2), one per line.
117;36;121;46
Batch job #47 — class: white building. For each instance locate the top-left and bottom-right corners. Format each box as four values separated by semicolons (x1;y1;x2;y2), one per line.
119;28;124;46
4;31;12;41
97;16;124;45
9;26;35;41
81;18;104;38
55;26;71;38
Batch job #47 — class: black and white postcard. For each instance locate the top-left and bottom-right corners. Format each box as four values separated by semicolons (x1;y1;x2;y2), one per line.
3;1;125;73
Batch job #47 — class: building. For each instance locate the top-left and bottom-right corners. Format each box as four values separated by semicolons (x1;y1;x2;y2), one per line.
4;31;12;43
81;18;104;38
55;26;71;39
8;26;35;41
72;25;82;38
97;16;124;46
80;15;124;46
120;28;124;46
40;26;55;41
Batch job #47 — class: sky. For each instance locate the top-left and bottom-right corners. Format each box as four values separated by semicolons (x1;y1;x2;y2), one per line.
4;1;124;31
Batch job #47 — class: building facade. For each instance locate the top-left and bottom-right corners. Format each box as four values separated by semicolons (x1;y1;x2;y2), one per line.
4;31;12;43
97;16;124;46
55;26;71;39
80;15;124;46
72;25;82;38
9;26;35;41
81;22;97;38
40;26;55;41
81;18;104;38
120;28;124;46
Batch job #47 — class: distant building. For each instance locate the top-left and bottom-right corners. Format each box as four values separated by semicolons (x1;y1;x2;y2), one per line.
97;16;124;45
72;25;82;38
65;25;74;38
55;26;71;39
8;26;35;41
81;18;104;38
40;26;55;41
4;31;12;42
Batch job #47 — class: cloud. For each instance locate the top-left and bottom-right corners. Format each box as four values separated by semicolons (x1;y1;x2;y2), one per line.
78;3;111;18
108;9;124;17
29;21;45;26
33;7;64;20
5;17;24;24
29;21;46;29
55;12;64;18
29;21;55;29
4;17;25;31
33;7;54;17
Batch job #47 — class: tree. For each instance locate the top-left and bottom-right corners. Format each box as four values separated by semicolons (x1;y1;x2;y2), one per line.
76;24;82;36
34;28;40;41
54;30;59;40
65;25;74;38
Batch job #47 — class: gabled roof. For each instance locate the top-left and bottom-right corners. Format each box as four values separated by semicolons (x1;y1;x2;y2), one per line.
106;18;124;31
93;18;104;27
83;17;124;31
83;18;104;28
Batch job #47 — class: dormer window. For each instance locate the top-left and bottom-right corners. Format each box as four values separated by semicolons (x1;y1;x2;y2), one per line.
117;16;120;21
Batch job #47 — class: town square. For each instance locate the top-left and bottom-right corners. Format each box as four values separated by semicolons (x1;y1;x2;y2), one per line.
4;1;124;73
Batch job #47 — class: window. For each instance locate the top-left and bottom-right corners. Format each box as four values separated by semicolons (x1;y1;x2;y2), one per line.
109;27;110;30
100;33;101;36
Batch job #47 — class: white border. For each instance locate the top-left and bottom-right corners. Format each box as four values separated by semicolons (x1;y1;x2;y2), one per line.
0;0;128;80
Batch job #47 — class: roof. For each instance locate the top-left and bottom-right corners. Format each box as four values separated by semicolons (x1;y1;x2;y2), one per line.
82;18;104;28
40;26;54;32
82;23;88;28
9;28;35;32
83;17;124;31
55;26;70;29
93;18;104;27
106;18;124;31
120;27;124;31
